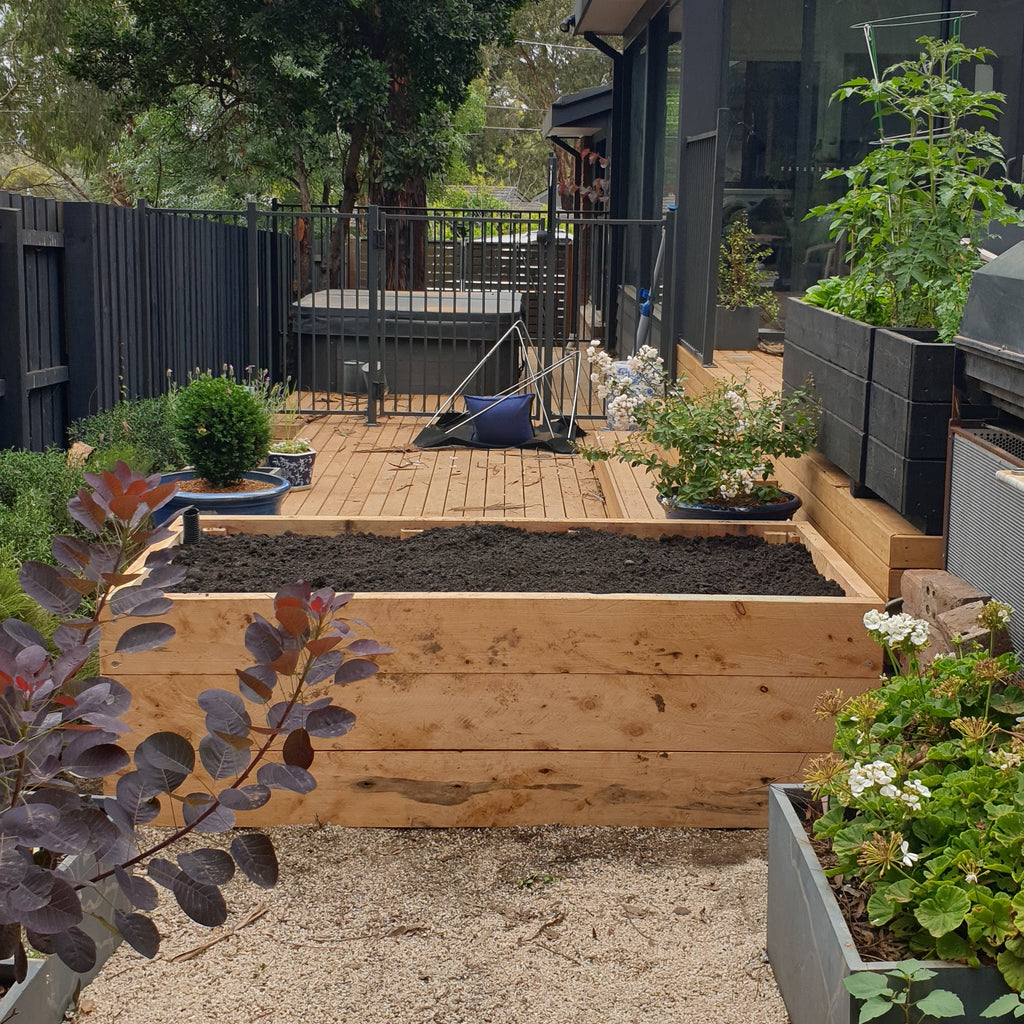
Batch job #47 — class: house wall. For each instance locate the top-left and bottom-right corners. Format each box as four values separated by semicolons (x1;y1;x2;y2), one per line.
591;1;1024;361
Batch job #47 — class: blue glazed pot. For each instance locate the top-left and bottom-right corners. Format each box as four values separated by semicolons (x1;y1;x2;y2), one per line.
657;490;802;521
155;470;291;525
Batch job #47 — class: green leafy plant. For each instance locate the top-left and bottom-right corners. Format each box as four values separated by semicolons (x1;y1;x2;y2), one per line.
68;393;185;475
269;438;315;455
807;602;1024;998
172;372;272;487
845;962;965;1023
577;376;817;507
804;36;1024;341
717;211;779;320
0;448;85;568
0;462;390;982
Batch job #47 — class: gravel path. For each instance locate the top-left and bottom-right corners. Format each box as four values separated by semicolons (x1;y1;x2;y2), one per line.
71;825;790;1024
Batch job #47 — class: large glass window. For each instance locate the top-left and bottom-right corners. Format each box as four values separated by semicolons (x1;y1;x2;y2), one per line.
723;1;1024;292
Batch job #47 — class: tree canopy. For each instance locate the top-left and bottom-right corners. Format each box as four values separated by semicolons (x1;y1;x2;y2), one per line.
64;0;524;210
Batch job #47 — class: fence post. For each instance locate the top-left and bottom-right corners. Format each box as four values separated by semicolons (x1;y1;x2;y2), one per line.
247;202;260;371
0;207;28;448
136;199;155;395
540;153;558;419
659;206;677;374
62;203;102;420
365;205;384;426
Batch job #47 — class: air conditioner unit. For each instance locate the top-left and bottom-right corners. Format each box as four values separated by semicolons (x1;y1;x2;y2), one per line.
946;426;1024;654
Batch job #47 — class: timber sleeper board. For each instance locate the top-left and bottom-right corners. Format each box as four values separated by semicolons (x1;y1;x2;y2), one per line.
119;671;878;754
110;750;830;829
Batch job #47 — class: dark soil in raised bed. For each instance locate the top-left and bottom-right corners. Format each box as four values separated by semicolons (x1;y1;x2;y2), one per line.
172;524;846;596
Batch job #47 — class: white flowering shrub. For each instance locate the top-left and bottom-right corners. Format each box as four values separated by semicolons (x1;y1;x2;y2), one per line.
806;602;1024;995
576;374;817;507
587;342;666;430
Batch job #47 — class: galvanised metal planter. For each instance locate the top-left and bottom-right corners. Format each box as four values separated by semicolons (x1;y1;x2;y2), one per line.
0;850;129;1024
767;784;1011;1024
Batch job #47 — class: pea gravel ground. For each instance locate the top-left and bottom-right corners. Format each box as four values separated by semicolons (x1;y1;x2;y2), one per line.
71;825;791;1024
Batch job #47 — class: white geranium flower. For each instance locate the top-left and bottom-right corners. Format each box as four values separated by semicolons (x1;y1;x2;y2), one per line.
900;841;919;867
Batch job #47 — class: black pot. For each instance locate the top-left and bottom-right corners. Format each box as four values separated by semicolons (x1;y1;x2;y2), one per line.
657;490;802;521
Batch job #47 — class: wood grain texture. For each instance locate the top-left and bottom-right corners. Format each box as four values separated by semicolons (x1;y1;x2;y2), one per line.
133;749;822;829
118;671;878;754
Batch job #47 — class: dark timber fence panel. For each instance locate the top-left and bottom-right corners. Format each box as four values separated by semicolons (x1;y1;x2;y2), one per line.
1;192;292;450
0;194;68;451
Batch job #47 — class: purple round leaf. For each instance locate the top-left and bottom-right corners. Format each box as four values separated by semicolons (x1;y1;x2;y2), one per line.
216;785;271;812
114;909;160;959
306;705;356;739
256;763;316;794
230;833;279;889
171;873;228;927
178;849;235;887
114;622;176;655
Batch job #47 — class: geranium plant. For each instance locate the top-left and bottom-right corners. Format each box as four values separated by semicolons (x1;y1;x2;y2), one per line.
0;463;389;981
804;36;1024;342
806;603;1024;999
577;376;817;507
586;342;667;430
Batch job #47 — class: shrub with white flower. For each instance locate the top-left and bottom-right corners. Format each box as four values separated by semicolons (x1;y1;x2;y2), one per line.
807;604;1024;996
576;374;818;507
587;342;667;430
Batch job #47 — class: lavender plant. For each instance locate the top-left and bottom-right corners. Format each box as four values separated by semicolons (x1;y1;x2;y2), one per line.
807;603;1024;997
0;463;390;980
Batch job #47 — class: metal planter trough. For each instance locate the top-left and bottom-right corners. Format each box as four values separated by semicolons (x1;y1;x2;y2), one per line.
0;851;128;1024
767;784;1011;1024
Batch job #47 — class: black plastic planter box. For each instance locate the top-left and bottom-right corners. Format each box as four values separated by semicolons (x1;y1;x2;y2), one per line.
767;784;1010;1024
783;299;875;487
862;329;954;534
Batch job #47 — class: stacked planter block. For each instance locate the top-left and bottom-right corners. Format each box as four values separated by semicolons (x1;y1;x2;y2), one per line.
782;300;874;487
783;301;955;534
863;329;954;535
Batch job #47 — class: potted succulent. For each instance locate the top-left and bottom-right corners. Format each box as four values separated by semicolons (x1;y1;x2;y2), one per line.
160;370;289;520
769;603;1024;1024
577;375;818;519
784;36;1024;532
266;437;317;490
715;211;780;351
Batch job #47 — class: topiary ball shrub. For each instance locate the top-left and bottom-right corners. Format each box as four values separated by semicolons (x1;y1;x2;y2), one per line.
172;373;271;487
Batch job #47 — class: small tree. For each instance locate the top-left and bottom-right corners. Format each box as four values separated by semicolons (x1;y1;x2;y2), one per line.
1;463;390;978
717;212;779;320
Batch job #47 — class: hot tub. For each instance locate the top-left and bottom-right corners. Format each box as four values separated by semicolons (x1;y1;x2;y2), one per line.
292;288;524;395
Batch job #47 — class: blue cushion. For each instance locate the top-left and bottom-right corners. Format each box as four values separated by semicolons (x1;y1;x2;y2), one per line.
463;394;535;446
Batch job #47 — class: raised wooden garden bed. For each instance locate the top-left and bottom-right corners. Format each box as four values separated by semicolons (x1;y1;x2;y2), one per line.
102;517;883;829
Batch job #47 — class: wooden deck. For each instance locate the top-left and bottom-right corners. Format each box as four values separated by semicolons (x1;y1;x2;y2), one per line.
272;342;944;599
279;414;613;520
675;345;945;599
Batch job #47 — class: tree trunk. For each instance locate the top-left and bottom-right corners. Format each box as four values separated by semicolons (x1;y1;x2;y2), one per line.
328;125;367;289
370;176;427;290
